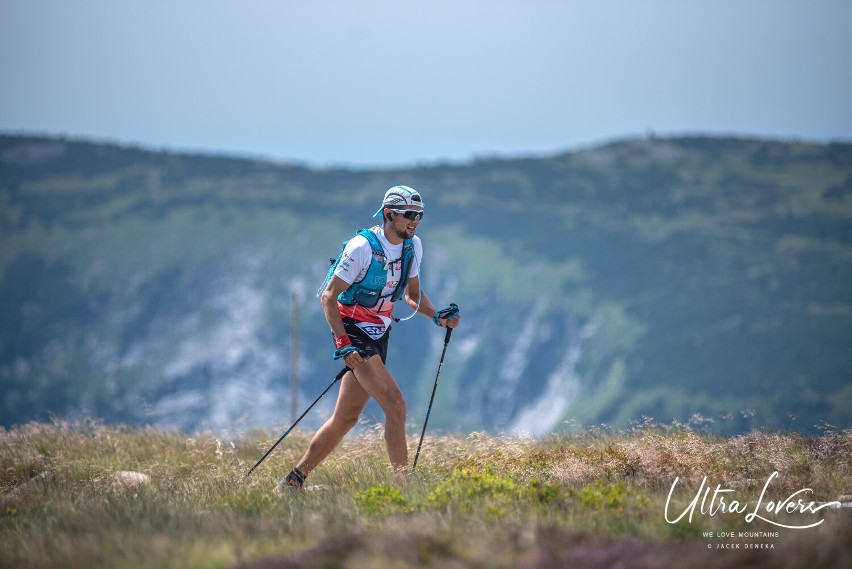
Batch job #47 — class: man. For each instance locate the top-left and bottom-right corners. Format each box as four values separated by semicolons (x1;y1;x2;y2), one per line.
276;185;461;494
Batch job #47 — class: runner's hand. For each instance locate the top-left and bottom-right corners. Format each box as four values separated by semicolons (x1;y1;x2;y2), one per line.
333;346;365;368
433;303;460;328
343;350;365;369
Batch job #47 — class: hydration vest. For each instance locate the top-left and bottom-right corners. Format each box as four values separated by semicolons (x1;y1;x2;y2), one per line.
319;229;415;308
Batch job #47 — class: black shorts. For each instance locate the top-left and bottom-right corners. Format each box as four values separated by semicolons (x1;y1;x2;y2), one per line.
341;318;389;364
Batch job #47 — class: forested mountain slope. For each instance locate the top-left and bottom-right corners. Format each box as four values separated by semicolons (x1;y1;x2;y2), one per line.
2;134;850;434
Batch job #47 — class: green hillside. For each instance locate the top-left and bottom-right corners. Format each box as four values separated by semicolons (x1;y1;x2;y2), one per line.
1;134;850;434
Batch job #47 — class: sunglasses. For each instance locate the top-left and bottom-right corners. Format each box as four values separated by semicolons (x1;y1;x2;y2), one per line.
389;208;424;221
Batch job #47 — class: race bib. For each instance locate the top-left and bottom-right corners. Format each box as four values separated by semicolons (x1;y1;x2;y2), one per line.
356;315;393;340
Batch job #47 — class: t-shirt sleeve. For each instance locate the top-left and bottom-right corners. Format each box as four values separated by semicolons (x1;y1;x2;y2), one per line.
333;235;371;285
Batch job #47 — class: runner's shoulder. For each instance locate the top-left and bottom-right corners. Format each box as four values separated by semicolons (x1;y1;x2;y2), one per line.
344;233;372;253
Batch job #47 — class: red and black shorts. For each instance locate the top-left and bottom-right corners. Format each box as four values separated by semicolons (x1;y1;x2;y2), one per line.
341;317;389;364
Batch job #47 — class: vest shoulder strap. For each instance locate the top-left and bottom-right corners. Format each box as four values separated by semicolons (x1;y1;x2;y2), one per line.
356;228;385;258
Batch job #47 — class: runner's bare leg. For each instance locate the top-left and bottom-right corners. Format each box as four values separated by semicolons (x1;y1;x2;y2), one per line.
295;370;370;475
350;356;408;472
294;356;408;474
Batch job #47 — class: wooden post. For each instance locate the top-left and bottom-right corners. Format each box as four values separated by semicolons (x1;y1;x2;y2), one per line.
290;290;299;424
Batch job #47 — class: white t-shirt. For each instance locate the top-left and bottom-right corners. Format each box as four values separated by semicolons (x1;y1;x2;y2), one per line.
334;225;422;338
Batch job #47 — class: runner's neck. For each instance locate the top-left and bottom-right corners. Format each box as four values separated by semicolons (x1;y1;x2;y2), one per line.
381;224;404;245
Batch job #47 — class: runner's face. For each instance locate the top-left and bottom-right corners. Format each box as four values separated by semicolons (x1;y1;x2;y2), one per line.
388;206;422;239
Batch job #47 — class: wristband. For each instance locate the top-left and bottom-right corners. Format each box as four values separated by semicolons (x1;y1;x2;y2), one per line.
335;335;352;349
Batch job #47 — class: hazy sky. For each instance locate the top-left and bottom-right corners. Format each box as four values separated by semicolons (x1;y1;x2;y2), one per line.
2;1;850;167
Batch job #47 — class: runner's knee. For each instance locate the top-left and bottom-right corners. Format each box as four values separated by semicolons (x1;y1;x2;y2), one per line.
383;394;406;421
332;410;361;431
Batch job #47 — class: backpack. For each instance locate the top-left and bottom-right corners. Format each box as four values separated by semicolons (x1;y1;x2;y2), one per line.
317;228;415;309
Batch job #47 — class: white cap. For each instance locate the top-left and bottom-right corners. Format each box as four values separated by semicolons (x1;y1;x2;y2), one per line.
373;185;424;217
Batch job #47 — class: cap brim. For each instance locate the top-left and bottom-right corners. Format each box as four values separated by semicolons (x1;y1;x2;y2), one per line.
373;206;384;218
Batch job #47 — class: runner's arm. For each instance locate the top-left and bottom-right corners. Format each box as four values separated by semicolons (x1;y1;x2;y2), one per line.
405;276;460;328
321;275;365;368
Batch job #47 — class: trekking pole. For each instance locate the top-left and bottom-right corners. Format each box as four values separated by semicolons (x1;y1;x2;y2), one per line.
412;326;453;473
243;367;348;480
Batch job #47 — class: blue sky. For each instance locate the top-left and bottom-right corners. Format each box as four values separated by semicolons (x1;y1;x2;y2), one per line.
2;1;850;168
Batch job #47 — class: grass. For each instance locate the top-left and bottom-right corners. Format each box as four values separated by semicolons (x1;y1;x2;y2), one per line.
1;419;850;568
